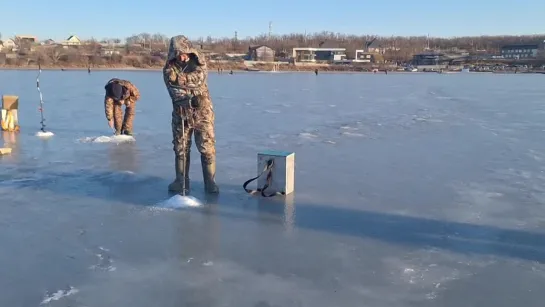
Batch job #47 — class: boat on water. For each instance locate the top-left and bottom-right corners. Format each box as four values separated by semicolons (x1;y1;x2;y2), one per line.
245;67;260;72
461;65;470;73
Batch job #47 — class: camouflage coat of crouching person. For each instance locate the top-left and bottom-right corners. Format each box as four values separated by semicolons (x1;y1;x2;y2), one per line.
104;78;141;135
163;35;219;194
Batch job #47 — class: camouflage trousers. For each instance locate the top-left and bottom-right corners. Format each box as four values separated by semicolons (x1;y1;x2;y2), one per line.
113;102;136;133
172;102;216;160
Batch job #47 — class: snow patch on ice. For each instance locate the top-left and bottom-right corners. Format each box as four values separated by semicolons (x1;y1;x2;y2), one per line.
340;125;359;131
36;131;54;138
41;287;79;305
89;246;116;272
155;194;204;209
78;135;135;144
298;132;318;139
268;134;283;139
341;132;366;137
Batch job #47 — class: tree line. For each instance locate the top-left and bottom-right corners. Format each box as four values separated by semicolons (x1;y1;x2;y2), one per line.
115;32;545;61
2;31;544;67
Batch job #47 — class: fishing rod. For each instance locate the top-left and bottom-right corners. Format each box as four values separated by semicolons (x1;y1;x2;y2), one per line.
36;62;46;132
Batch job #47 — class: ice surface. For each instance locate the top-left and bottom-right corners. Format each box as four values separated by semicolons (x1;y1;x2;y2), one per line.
1;70;545;306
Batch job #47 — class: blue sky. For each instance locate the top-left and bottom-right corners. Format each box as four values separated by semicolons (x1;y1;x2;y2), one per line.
1;0;544;42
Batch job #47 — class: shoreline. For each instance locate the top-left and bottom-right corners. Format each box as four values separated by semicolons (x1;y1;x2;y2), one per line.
0;66;162;71
1;66;541;74
0;67;413;74
0;66;376;73
0;64;411;73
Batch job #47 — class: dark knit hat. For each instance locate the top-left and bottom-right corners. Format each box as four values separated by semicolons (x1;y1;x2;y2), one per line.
110;83;124;101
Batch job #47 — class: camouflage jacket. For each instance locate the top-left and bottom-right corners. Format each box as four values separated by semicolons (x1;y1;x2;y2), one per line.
104;78;140;121
162;35;209;103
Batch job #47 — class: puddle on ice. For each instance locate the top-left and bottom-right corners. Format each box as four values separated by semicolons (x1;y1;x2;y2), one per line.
77;135;135;144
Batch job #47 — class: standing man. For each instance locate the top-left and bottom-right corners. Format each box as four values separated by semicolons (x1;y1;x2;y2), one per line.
104;78;140;135
163;35;219;194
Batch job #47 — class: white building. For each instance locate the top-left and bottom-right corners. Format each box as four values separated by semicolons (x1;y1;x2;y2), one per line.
293;47;346;63
352;50;373;63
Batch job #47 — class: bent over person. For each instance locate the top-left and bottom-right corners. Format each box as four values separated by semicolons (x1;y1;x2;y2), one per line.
104;78;140;135
163;35;219;194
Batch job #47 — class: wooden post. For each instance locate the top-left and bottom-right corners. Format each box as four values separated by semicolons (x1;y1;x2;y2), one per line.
257;150;295;195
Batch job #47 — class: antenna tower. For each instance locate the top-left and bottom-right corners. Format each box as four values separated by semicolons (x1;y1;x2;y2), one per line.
268;21;272;39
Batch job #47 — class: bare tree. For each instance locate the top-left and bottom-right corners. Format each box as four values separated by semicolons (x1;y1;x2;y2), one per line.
44;47;64;64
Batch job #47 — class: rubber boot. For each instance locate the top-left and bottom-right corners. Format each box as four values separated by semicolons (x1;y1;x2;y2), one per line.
201;156;219;194
168;154;190;193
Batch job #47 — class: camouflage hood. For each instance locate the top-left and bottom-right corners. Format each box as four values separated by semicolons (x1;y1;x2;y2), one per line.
167;35;205;66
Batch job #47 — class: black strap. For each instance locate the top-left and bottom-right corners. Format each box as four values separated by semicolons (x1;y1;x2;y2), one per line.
243;159;285;197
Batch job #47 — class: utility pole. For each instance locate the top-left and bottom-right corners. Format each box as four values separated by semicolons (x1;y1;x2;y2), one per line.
233;31;238;52
427;33;430;50
268;21;272;40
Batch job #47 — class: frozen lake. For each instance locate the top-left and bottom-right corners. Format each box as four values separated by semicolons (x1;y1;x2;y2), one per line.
1;70;545;306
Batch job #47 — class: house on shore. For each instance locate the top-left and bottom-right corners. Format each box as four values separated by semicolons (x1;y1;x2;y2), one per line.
247;45;275;62
101;49;121;56
15;35;38;44
0;39;17;51
41;39;56;45
412;52;451;65
62;35;82;47
501;43;541;59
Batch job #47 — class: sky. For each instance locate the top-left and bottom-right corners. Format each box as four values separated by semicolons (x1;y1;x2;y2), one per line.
1;0;544;42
